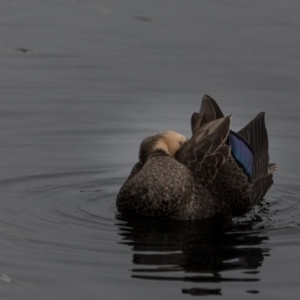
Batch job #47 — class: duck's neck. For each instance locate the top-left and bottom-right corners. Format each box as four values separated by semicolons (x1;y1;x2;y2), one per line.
149;148;170;159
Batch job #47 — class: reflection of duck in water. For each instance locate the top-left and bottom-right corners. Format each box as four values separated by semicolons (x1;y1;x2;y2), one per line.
116;215;269;296
117;95;276;220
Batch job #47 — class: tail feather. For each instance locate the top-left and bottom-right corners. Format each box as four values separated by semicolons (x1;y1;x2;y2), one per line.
268;163;277;175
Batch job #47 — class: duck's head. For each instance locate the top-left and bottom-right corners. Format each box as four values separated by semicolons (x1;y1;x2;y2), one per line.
139;131;188;164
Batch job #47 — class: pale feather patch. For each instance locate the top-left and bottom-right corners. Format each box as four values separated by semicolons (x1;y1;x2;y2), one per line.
154;131;188;157
268;163;277;174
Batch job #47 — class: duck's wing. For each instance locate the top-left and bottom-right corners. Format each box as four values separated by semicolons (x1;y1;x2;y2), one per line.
214;112;275;216
191;94;224;134
238;112;267;181
176;95;231;188
178;95;275;217
237;112;276;207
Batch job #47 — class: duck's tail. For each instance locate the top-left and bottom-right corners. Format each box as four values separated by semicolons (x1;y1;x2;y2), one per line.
268;163;277;175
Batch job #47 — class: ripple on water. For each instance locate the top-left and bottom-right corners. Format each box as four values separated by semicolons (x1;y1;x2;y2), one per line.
235;176;300;232
0;170;119;255
1;170;300;297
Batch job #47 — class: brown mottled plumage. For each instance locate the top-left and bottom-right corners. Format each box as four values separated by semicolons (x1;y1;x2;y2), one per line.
117;95;276;220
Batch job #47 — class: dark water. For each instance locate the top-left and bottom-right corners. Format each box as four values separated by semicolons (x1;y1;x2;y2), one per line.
1;0;300;299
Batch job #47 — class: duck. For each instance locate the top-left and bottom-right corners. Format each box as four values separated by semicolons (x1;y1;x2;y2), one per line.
116;94;276;220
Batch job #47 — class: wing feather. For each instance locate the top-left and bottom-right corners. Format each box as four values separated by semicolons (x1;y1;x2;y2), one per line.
177;95;231;188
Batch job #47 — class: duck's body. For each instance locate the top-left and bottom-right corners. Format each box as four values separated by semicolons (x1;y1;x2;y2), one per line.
117;95;276;220
117;153;218;219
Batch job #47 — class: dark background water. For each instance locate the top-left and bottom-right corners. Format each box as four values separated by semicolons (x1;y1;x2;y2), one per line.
1;0;300;299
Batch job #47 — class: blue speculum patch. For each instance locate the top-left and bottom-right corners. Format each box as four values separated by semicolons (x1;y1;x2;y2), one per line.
228;131;253;180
